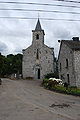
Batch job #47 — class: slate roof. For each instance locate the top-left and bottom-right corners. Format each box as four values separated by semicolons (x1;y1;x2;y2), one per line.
35;19;42;30
62;40;80;50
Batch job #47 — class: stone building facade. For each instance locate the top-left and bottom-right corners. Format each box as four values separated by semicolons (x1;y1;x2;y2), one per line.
58;37;80;87
22;19;54;79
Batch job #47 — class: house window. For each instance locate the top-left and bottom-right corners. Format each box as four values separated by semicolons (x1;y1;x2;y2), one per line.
67;74;70;85
48;60;50;63
39;51;41;54
66;59;68;68
61;75;63;80
36;49;39;59
46;50;48;54
36;34;39;39
60;63;61;71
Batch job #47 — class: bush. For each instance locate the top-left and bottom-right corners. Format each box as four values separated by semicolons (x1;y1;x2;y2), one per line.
42;78;60;90
44;72;59;79
26;77;33;80
48;80;59;90
42;79;80;96
42;79;49;88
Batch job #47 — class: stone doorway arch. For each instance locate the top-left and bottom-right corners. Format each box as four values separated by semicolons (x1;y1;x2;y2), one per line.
33;64;41;79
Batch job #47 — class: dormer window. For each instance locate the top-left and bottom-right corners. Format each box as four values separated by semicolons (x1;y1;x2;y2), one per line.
36;34;39;39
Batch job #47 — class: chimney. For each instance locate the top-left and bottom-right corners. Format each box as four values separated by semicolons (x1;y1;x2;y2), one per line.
72;37;79;41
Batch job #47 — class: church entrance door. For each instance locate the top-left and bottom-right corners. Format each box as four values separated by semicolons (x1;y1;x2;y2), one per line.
38;69;40;79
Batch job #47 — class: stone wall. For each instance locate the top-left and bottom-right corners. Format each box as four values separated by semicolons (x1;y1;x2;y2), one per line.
22;44;54;79
22;46;35;78
22;28;54;79
58;41;76;86
74;51;80;87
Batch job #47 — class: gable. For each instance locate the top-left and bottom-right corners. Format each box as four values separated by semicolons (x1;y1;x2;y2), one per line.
58;41;72;60
22;45;32;55
44;44;54;53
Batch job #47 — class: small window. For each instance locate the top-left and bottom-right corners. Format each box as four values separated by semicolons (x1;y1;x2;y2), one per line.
60;63;61;71
61;75;63;80
36;49;39;59
36;34;39;39
67;74;70;85
66;59;68;68
39;51;41;54
46;50;48;54
48;60;50;63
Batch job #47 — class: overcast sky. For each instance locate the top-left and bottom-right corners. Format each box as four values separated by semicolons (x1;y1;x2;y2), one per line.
0;0;80;57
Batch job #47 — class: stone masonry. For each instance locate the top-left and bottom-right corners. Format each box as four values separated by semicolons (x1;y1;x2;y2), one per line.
58;37;80;87
22;19;54;79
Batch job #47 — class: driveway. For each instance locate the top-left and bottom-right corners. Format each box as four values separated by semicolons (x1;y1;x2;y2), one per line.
0;78;80;120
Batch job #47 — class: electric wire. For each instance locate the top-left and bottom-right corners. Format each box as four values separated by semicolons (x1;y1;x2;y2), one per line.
53;0;80;4
0;1;79;9
0;8;80;15
0;17;80;22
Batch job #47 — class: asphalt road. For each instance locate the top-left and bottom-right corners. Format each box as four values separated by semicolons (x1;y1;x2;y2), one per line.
0;78;80;120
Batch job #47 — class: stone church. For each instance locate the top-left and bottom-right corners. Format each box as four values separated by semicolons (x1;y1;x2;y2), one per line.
22;19;54;79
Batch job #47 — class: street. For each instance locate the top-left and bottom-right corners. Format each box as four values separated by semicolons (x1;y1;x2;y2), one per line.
0;78;80;120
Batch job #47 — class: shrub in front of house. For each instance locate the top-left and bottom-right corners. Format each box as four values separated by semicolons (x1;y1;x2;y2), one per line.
42;78;61;89
25;77;34;80
42;78;80;96
42;78;49;88
44;72;59;79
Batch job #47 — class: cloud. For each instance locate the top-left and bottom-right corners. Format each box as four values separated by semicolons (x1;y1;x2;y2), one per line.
0;41;8;53
53;27;71;40
0;0;80;57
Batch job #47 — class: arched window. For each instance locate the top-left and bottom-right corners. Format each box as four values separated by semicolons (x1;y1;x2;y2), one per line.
36;34;39;39
36;49;39;59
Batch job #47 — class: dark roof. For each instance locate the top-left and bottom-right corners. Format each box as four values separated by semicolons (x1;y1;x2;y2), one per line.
35;19;42;30
62;40;80;50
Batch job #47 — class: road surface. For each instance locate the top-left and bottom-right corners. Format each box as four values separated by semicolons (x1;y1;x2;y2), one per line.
0;78;80;120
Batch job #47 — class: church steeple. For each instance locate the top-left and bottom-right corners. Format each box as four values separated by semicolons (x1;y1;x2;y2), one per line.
32;19;45;45
35;19;42;31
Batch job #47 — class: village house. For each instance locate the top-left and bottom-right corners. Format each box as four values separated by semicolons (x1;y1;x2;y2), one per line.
22;19;54;79
58;37;80;87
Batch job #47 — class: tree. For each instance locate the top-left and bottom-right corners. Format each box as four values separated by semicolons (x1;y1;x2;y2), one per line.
0;53;23;77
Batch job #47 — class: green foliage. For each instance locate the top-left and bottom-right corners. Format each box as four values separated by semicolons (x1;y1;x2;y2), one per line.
42;79;80;96
0;53;23;77
47;80;59;90
42;79;49;88
42;79;60;90
44;72;59;79
26;77;34;80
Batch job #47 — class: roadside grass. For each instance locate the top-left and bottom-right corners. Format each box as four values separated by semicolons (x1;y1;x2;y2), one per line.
42;79;80;96
54;85;80;95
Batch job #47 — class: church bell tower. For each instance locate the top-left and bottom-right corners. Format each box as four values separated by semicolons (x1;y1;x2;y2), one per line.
32;19;45;46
